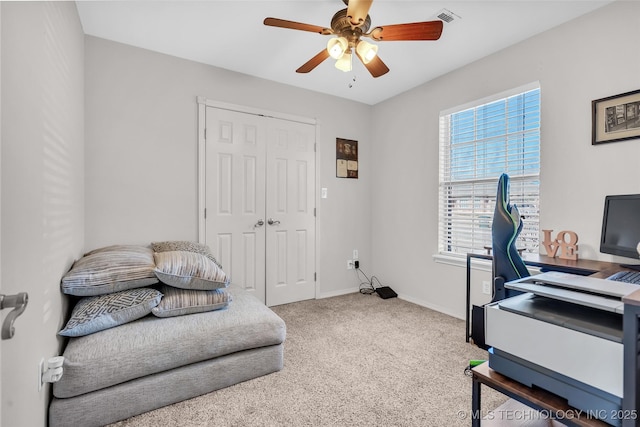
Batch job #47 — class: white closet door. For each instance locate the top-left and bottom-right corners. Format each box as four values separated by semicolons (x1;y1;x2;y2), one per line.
265;118;316;306
205;107;267;302
204;105;316;306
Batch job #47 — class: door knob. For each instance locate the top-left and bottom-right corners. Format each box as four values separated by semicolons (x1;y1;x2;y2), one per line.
267;218;281;226
0;292;29;340
255;219;265;228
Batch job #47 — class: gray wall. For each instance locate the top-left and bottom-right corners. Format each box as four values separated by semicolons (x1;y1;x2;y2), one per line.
1;2;85;426
370;0;640;318
84;36;374;299
2;1;639;425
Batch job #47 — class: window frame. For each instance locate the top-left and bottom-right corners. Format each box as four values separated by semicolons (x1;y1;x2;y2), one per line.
435;83;541;266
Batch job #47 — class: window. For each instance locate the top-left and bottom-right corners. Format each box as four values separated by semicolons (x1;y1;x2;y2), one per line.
438;84;540;258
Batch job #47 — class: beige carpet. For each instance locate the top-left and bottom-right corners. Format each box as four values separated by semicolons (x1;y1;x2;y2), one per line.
110;292;506;426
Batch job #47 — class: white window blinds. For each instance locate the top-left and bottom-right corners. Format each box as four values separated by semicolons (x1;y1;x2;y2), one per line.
438;85;540;257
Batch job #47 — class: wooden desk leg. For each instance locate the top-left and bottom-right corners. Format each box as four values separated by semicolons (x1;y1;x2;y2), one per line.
472;375;481;427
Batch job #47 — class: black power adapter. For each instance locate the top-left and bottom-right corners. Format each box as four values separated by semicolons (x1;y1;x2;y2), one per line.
375;286;397;299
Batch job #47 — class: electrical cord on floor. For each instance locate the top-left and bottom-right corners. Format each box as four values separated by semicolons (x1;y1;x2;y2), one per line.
356;266;386;296
356;267;374;294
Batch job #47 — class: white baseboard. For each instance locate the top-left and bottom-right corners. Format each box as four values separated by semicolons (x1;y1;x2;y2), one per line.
318;286;360;299
316;287;465;321
398;293;464;320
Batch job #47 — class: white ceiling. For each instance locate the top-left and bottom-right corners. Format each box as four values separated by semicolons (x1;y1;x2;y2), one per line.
76;0;612;105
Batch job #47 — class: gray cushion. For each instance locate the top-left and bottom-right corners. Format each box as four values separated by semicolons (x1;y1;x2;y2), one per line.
151;240;222;269
49;345;284;427
53;285;286;398
59;288;163;337
154;251;229;290
61;245;158;296
151;285;232;318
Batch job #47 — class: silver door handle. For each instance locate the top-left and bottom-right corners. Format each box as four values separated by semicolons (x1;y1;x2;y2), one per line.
255;219;265;228
267;218;280;226
0;293;28;340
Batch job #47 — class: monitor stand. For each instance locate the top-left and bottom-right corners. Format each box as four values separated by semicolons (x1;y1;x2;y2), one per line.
620;263;640;271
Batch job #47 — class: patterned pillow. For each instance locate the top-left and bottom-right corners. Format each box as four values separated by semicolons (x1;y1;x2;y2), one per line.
151;241;222;269
151;285;232;318
153;251;230;290
61;245;158;296
59;288;163;337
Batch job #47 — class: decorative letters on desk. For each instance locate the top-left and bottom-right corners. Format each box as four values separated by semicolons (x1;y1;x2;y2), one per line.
542;229;579;261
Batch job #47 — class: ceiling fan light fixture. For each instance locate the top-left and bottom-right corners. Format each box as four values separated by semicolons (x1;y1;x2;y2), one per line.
327;36;349;59
334;50;352;72
355;40;378;64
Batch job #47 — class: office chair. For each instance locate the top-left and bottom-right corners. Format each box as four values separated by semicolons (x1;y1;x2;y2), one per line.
490;173;529;303
471;173;528;349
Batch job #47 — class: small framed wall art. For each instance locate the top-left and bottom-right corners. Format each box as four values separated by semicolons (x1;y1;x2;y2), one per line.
336;138;358;178
592;89;640;145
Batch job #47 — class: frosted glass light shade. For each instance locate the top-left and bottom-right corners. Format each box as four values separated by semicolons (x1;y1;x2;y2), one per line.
356;40;378;64
335;51;352;72
327;37;348;60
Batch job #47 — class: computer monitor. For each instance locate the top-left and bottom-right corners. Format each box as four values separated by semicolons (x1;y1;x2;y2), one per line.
600;194;640;270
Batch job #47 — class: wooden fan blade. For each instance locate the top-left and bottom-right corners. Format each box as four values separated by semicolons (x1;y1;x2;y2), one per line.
346;0;373;26
369;20;443;41
264;17;332;35
296;49;331;73
355;50;389;78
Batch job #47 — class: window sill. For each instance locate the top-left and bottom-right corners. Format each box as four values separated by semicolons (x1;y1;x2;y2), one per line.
432;253;493;272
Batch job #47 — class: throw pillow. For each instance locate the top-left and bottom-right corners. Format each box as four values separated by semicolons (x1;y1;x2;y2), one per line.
151;240;222;269
61;245;158;296
153;251;230;290
59;288;163;337
151;285;232;318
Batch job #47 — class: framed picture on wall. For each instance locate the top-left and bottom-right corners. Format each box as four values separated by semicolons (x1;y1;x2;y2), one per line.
336;138;358;178
592;89;640;145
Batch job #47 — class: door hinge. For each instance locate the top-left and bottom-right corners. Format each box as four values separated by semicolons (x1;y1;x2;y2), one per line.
314;143;317;152
314;272;317;281
204;208;207;219
204;128;207;140
314;208;316;217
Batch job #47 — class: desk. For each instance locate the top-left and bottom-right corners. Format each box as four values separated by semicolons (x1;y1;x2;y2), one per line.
468;256;639;426
465;253;623;343
471;362;610;427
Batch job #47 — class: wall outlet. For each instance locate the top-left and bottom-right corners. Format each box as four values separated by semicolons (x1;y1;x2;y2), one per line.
353;249;358;260
482;280;491;295
347;260;355;270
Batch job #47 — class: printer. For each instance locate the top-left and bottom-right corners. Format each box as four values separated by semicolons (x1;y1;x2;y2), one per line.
485;271;639;426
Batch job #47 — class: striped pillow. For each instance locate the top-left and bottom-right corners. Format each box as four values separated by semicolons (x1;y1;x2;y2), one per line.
153;251;230;290
151;285;231;318
61;245;158;296
151;241;223;269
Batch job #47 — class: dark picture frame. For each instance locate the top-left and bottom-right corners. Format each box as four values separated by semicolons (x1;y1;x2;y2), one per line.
592;89;640;145
336;138;358;178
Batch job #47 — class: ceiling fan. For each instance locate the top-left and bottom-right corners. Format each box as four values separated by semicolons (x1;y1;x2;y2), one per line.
263;0;444;78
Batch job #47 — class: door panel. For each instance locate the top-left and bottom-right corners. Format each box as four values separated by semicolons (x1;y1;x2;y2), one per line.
265;119;316;306
205;107;266;302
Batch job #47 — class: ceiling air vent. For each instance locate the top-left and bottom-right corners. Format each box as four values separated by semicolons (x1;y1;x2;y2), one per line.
436;9;461;24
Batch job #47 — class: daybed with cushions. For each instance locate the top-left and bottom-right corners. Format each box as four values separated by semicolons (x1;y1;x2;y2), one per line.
48;242;286;427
